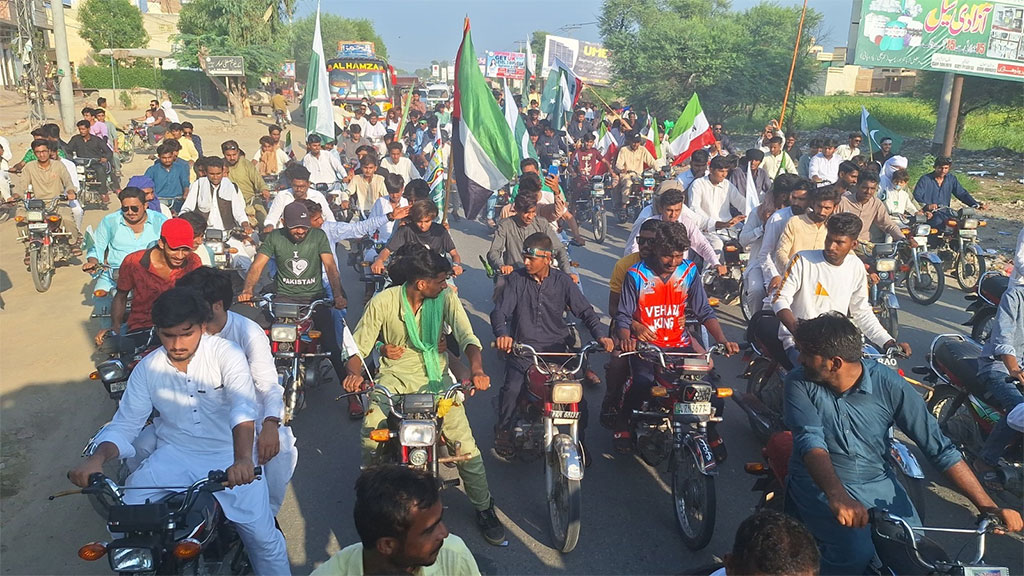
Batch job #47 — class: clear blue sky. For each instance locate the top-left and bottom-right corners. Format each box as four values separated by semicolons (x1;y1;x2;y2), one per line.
297;0;855;72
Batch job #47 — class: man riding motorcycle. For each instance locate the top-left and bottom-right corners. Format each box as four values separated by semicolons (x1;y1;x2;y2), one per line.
913;155;985;228
614;134;655;213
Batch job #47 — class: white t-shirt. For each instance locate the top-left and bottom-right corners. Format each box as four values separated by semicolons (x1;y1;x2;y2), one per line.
368;195;409;242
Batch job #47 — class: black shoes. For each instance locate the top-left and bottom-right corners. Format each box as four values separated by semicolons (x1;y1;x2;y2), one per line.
476;500;506;545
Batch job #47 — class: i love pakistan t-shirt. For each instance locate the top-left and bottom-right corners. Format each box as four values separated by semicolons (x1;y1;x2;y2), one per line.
259;227;332;300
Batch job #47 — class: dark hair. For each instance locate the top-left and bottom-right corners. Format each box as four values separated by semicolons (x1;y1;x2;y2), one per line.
268;125;282;135
303;198;323;215
745;148;765;162
838;160;859;176
76;119;90;129
176;266;233;312
387;142;402;152
891;169;909;184
178;211;208;238
259;135;275;147
772;173;800;196
384;173;405;195
361;153;378;167
850;154;867;167
97;97;107;106
348;123;361;134
811;184;840;206
181;121;194;130
639;218;663;233
767;136;784;146
404;179;431;201
43;123;61;139
518;172;542;196
793;312;863;363
402;242;452;284
163;139;182;152
408;199;439;223
221;140;240;152
654;221;690;254
934;156;953;167
287;164;311;183
524;231;553;252
659;188;685;209
822;138;838;148
826;211;862;240
81;107;94;116
849;132;861;140
118;187;147;204
151;287;212;329
690;149;709;164
30;138;50;150
204;156;226;170
729;510;820;575
168;122;183;132
520;157;539;172
857;170;880;185
583;132;596;142
356;144;377;157
513;187;539;214
709;155;731;171
794;178;815;195
94;107;106;115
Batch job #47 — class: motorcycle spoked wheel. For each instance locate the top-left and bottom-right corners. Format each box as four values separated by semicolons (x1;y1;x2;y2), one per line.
928;386;984;456
672;449;716;550
955;250;985;292
970;309;997;344
876;304;898;341
905;258;944;305
592;210;607;244
546;451;581;553
30;245;54;292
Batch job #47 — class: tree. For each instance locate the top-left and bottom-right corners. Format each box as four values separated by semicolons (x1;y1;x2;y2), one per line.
174;0;293;79
287;13;388;81
77;0;149;52
915;72;1024;146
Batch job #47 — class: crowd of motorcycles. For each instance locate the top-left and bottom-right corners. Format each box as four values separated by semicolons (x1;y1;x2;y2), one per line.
9;132;1015;574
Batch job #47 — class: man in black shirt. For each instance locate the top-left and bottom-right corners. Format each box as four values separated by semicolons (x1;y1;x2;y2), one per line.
67;119;120;191
369;199;462;276
490;232;613;457
535;121;566;168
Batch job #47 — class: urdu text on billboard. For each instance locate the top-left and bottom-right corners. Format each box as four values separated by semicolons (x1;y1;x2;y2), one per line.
854;0;1024;81
542;35;612;85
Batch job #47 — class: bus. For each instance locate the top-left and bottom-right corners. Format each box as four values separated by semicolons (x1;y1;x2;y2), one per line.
326;41;398;111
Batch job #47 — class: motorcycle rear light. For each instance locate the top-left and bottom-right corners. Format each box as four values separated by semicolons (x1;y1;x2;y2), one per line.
716;387;733;398
307;330;322;339
876;258;897;272
744;463;766;474
724;245;738;252
708;297;720;307
79;542;107;561
399;421;436;447
650;385;668;398
551;381;583;404
370;428;392;442
946;219;957;227
48;215;61;223
94;289;109;298
270;324;298;342
173;538;201;560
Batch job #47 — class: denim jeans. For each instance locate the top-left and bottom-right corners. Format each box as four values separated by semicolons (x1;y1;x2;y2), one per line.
979;370;1024;466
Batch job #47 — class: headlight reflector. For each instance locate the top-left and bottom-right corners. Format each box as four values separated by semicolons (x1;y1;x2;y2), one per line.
875;258;897;272
270;324;298;342
551;381;583;404
399;421;436;447
109;547;154;572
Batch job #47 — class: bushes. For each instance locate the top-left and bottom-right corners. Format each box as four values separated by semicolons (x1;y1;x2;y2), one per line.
77;65;224;106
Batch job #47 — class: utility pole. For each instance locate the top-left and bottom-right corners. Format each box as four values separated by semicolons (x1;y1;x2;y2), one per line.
932;72;954;155
15;0;46;124
50;0;76;135
940;74;963;158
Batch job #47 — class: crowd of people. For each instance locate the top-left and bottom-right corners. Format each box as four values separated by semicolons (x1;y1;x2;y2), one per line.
2;84;1022;576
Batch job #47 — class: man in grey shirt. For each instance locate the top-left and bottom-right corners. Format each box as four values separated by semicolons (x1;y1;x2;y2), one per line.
487;187;572;300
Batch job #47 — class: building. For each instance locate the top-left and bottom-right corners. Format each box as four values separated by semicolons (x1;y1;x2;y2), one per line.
0;0;53;90
64;0;179;68
808;44;917;96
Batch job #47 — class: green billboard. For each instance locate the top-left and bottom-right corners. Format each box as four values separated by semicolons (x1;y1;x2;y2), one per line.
854;0;1024;82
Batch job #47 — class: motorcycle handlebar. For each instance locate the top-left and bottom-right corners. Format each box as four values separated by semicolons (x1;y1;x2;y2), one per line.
618;342;726;368
494;340;603;376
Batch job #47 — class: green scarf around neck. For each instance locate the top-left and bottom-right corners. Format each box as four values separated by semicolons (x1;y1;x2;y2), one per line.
400;283;445;392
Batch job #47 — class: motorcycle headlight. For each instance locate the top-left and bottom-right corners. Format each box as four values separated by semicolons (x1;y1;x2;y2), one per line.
593;183;604;193
270;324;298;343
76;166;86;174
875;258;897;272
97;359;126;384
399;421;436;447
109;547;155;572
914;224;931;237
643;177;655;188
205;241;225;255
551;381;583;404
27;210;44;222
962;218;979;230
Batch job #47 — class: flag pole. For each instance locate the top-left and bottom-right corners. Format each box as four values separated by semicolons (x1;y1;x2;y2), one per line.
778;0;808;128
441;145;454;226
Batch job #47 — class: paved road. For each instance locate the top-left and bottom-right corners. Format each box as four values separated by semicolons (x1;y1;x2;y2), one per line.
2;195;1020;574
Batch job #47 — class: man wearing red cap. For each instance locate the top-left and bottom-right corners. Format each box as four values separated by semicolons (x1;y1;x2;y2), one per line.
96;217;202;348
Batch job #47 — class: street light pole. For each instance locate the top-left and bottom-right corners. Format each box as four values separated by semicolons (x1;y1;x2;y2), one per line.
50;0;76;135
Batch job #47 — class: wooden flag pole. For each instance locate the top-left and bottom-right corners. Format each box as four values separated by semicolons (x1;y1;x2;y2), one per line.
778;0;808;128
442;140;455;226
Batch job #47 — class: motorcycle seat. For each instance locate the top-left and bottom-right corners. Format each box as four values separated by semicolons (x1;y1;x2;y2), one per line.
979;274;1008;304
933;337;984;394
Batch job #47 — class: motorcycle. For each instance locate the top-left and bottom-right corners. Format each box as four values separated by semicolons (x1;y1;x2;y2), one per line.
90;327;157;402
618;342;730;550
119;120;156;164
272;108;287;129
15;193;75;292
919;334;1022;499
55;468;259;575
73;158;110;208
252;296;334;423
203;228;254;274
501;341;602;553
703;228;745;308
962;270;1009;343
366;382;475;482
620;170;655;224
180;89;202;110
929;207;993;292
573;175;609;244
868;508;1010;575
896;219;946;305
863;242;901;341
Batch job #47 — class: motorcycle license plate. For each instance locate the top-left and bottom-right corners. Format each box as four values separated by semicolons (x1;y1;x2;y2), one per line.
27;211;43;221
739;252;750;262
214;253;228;264
674;401;712;416
914;236;928;246
643;178;655;187
592;188;604;197
551;410;580;419
109;381;127;393
28;222;47;231
959;229;977;237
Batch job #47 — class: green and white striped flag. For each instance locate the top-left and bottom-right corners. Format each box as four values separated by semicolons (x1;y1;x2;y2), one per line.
503;81;537;166
301;2;335;143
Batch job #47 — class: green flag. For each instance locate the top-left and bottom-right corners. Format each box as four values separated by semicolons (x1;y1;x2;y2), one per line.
861;106;903;156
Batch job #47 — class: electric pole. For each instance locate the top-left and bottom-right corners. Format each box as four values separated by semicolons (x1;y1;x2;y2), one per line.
15;0;46;125
50;0;76;135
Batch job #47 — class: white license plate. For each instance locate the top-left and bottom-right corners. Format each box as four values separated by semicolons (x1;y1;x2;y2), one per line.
914;236;928;246
109;381;127;393
739;252;750;262
28;222;47;230
27;211;43;221
643;178;655;187
214;254;228;264
674;401;712;416
959;229;977;237
551;410;580;419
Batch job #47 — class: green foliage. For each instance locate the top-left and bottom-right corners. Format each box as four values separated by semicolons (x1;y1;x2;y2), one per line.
288;13;388;81
118;89;132;109
77;64;225;106
77;0;149;52
600;0;821;123
173;0;291;79
915;71;1024;146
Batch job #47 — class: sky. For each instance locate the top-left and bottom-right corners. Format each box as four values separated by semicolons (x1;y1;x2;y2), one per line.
296;0;856;72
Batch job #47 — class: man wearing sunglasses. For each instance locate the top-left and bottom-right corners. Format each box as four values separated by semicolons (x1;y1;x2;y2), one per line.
835;133;862;162
83;187;168;314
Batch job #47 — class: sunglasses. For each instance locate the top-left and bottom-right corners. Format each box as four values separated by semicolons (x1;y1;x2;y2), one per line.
121;205;142;213
637;236;655;245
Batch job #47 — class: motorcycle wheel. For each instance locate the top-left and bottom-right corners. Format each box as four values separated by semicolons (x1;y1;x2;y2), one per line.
739;282;752;322
955;250;985;292
877;304;898;341
970;309;997;344
546;453;582;553
928;385;984;456
906;258;944;305
593;209;607;244
672;449;716;550
30;245;53;292
745;363;782;444
119;146;135;164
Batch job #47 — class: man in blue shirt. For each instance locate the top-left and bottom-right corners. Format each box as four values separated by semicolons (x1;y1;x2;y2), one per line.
912;156;984;228
784;313;1021;575
144;143;190;206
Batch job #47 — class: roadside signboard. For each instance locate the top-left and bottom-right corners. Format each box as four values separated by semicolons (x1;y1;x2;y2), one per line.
485;51;526;80
205;56;245;76
542;35;612;85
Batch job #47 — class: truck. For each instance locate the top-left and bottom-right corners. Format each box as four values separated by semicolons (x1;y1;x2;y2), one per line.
326;41;398;111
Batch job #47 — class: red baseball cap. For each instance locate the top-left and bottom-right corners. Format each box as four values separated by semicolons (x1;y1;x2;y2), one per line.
161;218;195;249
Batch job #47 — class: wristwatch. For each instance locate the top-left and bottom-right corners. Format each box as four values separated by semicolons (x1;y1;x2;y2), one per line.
264;416;282;426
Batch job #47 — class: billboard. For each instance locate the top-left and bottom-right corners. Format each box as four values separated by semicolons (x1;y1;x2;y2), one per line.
485;51;527;79
337;41;376;59
542;34;612;85
853;0;1024;82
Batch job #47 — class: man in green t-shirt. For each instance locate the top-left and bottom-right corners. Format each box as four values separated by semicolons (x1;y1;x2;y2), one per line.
239;201;350;381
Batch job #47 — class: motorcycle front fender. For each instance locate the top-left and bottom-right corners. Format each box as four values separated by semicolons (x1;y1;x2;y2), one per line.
552;433;584;481
683;434;718;476
882;292;900;310
919;251;943;266
889;439;925;479
966;243;986;257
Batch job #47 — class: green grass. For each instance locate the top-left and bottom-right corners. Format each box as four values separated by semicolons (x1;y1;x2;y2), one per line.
725;96;1024;153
